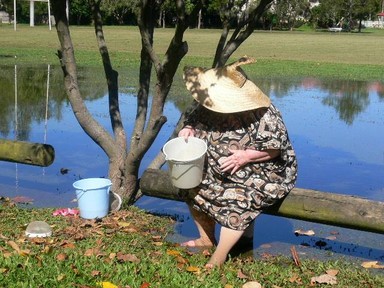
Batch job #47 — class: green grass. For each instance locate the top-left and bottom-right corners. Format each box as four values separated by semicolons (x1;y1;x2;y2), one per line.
1;24;384;81
1;199;383;287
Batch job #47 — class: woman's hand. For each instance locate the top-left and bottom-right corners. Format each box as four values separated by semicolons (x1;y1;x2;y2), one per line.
220;148;280;175
178;126;196;139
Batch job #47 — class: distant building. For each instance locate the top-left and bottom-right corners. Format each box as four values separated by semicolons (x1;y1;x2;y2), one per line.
0;11;10;23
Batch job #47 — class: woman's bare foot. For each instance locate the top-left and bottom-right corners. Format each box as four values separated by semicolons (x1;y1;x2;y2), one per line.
205;254;226;268
180;237;215;248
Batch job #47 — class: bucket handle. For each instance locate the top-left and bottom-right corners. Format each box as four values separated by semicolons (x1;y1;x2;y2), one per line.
75;185;111;194
165;157;205;165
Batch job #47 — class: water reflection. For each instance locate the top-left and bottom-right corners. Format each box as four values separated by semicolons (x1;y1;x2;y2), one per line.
0;65;383;197
0;65;383;261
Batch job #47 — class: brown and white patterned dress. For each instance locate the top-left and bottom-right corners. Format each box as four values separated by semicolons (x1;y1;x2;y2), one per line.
183;103;298;231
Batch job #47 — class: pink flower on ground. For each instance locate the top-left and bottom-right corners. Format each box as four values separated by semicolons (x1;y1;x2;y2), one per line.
52;208;79;216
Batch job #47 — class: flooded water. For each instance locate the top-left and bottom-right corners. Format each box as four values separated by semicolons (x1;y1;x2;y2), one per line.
1;65;383;262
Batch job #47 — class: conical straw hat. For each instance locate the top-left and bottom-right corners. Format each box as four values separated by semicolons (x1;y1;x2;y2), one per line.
183;56;270;113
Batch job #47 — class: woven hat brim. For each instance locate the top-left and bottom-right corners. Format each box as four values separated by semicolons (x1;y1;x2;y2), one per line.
184;65;270;113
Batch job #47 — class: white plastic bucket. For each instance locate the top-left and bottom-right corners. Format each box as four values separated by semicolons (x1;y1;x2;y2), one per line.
163;137;207;189
73;178;112;219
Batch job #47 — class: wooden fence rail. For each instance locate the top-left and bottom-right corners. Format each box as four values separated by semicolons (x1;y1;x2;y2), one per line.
0;139;55;167
140;169;384;234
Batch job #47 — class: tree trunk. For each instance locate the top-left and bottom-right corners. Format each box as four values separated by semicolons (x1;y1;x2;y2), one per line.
0;139;54;167
52;0;129;203
140;169;384;234
52;0;275;207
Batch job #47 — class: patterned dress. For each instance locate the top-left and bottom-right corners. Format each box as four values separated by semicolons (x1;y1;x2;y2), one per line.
183;103;298;231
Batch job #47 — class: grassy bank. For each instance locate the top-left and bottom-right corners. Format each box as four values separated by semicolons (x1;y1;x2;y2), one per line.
0;25;383;81
1;199;383;287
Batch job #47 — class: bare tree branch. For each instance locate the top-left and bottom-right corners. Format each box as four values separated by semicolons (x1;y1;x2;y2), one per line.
89;0;127;153
217;0;275;66
52;0;116;159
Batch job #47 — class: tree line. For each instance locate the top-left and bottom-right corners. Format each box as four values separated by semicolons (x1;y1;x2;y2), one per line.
1;0;383;31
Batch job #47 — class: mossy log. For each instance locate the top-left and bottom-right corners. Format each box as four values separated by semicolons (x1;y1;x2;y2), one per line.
0;139;55;167
140;169;384;234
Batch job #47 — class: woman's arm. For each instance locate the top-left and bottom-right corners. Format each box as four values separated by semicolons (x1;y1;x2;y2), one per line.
220;148;280;175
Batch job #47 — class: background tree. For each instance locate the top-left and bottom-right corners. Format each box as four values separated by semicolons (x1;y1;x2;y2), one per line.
50;0;274;206
69;0;92;25
349;0;380;32
100;0;136;25
274;0;310;31
311;0;381;30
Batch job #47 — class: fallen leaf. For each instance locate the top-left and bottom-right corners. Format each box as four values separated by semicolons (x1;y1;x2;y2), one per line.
7;240;20;252
117;221;131;227
186;265;200;273
0;234;8;240
176;255;188;265
84;248;100;257
242;281;262;288
7;241;29;256
326;269;339;276
289;273;301;283
152;235;162;242
30;237;47;245
2;251;12;258
57;274;65;281
98;282;118;288
0;268;9;274
56;253;68;261
311;274;337;285
294;229;315;236
140;282;150;288
116;252;140;263
60;241;76;249
43;246;53;254
91;270;101;276
19;249;31;256
361;261;384;269
71;264;79;275
167;249;181;256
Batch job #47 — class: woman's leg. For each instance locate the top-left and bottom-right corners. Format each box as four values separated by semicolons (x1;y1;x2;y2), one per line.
182;205;216;247
206;226;245;267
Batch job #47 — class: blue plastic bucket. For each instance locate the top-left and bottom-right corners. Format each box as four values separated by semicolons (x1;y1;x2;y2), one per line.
73;178;112;219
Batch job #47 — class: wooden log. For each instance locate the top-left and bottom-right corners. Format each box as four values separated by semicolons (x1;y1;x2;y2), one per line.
0;139;55;167
140;169;384;234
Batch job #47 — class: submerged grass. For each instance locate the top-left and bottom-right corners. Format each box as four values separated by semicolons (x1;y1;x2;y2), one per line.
1;199;383;287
